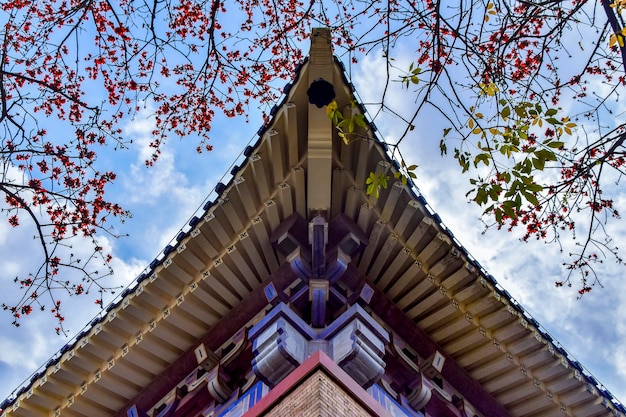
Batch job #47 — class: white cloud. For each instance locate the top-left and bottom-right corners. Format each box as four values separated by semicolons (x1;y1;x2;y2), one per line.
124;113;190;205
0;323;52;371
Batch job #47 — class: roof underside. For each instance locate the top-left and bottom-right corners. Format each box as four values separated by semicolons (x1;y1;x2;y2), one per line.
3;30;623;417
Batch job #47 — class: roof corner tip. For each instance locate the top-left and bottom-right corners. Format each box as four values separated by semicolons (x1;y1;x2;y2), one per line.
310;28;333;65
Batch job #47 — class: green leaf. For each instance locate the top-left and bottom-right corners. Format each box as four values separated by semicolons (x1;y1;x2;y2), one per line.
488;184;502;201
474;187;488;205
440;140;448;155
474;153;491;167
365;172;390;198
354;114;366;128
502;200;517;219
494;207;503;223
524;191;539;207
500;144;513;158
454;149;471;173
535;149;557;162
547;141;564;149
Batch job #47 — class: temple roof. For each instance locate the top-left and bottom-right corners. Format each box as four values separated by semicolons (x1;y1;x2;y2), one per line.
2;28;623;417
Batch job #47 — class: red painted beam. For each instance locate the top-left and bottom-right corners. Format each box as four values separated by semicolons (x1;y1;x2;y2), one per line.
243;350;390;417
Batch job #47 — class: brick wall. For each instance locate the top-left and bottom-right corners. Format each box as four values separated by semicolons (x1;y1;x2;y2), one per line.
264;370;373;417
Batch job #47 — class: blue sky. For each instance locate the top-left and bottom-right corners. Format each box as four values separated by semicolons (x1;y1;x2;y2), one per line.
1;36;626;413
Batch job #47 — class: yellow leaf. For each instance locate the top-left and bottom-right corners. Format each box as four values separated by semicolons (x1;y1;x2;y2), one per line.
326;100;338;118
611;33;625;48
478;82;499;96
468;118;475;129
